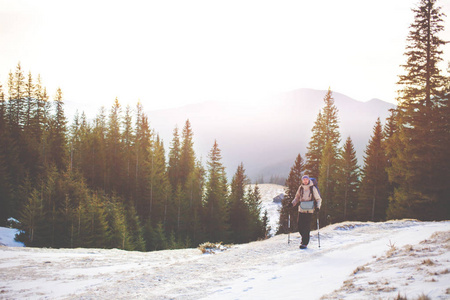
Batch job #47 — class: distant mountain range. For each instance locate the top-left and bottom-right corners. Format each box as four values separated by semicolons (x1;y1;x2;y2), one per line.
146;88;396;182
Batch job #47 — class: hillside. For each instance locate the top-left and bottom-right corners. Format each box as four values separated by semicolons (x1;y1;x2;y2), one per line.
0;220;448;299
146;88;395;180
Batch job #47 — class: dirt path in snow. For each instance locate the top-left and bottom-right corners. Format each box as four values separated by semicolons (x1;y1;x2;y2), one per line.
0;220;448;299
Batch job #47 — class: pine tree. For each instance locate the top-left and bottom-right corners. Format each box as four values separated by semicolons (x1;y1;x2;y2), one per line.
69;111;81;172
179;119;195;187
126;202;146;251
8;63;26;130
304;111;324;178
177;119;196;240
134;109;152;219
185;159;206;245
334;137;360;222
388;0;449;220
246;183;265;241
48;88;68;171
106;195;133;250
203;140;228;243
305;88;341;225
18;189;43;246
0;84;13;224
168;125;181;191
105;98;124;194
148;135;171;226
357;119;389;221
228;163;250;243
122;105;134;200
279;154;304;234
24;72;34;128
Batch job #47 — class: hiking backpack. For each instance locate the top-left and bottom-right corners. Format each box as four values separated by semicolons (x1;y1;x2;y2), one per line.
309;177;321;197
300;177;321;200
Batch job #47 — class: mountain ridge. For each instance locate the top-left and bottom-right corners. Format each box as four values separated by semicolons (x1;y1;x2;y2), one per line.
146;88;395;181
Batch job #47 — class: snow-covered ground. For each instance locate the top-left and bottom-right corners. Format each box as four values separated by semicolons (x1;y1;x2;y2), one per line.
0;227;24;247
1;220;449;299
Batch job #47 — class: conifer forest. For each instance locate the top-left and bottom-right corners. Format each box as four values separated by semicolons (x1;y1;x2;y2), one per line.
0;0;449;251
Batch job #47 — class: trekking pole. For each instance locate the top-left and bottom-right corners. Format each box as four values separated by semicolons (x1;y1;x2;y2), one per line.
288;213;291;245
317;216;320;248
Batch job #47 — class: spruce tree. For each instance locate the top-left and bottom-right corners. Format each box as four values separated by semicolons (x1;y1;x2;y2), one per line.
228;163;250;243
304;111;324;178
334;137;360;222
105;98;124;194
122;105;134;200
357;119;389;221
48;88;68;171
203;140;228;242
177;119;197;240
0;84;13;224
246;183;265;241
186;160;206;245
167;126;181;191
388;0;449;220
8;63;26;130
135;113;152;219
148;135;171;226
305;88;341;224
179;119;195;187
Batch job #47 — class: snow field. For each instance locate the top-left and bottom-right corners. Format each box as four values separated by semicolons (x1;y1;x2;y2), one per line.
0;220;449;299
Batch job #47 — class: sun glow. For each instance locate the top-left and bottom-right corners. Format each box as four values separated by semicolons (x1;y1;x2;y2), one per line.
1;0;449;111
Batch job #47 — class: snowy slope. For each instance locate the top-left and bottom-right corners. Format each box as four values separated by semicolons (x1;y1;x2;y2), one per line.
0;227;24;247
0;220;449;299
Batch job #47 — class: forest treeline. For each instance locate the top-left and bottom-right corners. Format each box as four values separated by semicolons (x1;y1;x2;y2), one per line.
279;0;449;232
0;0;449;251
0;72;268;250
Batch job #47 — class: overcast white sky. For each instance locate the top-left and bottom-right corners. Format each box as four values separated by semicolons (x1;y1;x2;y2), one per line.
1;0;449;111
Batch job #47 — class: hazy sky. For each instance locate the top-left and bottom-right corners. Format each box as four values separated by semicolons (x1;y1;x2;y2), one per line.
1;0;449;111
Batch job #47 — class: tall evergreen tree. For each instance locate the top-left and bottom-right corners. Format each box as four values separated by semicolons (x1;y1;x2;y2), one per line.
48;88;68;171
8;63;26;130
304;111;323;179
0;83;13;224
387;0;449;220
179;119;195;187
134;109;152;219
122;104;134;200
357;119;389;221
203;140;228;242
186;159;206;245
167;125;181;191
105;98;124;194
177;119;196;239
305;88;341;224
334;137;360;222
228;163;250;243
148;135;171;226
246;183;265;241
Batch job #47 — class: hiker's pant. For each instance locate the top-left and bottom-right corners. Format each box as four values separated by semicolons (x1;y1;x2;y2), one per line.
298;213;312;246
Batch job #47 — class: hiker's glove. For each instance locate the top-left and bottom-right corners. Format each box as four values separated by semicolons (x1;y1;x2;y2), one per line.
315;207;320;213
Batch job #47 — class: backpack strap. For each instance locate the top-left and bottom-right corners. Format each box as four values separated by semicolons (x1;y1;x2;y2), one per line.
310;186;315;201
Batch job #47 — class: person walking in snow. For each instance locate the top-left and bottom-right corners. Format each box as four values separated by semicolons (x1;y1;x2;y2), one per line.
289;175;322;249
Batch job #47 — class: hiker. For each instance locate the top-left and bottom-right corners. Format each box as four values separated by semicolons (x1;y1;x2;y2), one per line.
289;175;322;249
